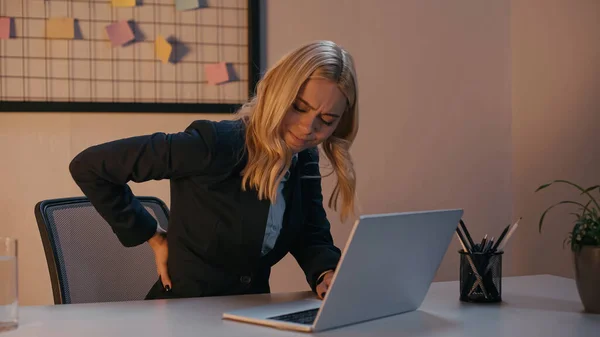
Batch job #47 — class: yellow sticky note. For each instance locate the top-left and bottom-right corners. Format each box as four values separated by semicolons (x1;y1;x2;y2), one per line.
112;0;136;7
155;35;172;64
46;17;74;39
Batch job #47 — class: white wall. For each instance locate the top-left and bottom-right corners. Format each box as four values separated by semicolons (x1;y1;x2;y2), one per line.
265;0;512;292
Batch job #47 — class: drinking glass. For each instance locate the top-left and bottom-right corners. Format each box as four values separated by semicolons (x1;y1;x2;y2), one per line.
0;237;18;332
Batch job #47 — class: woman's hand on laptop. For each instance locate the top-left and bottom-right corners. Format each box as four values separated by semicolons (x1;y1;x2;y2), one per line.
316;270;334;299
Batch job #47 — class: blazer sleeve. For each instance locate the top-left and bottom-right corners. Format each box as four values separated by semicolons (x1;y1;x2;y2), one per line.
290;148;342;292
69;120;219;247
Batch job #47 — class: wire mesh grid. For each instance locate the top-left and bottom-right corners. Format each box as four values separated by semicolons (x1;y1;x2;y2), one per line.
0;0;258;112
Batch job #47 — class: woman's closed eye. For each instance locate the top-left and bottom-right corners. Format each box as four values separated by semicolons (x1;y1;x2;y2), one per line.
292;100;337;126
292;102;309;113
319;115;335;126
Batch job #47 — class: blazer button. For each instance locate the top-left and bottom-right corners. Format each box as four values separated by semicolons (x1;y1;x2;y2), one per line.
240;275;252;284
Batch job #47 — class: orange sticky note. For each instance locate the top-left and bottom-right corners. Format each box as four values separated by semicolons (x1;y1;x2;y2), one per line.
155;35;172;63
112;0;136;7
205;62;230;85
0;17;11;39
47;17;74;39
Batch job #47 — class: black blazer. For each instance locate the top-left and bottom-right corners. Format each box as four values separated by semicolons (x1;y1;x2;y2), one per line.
69;119;342;300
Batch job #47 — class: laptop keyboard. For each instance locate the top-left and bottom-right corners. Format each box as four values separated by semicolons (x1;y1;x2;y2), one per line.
268;308;319;325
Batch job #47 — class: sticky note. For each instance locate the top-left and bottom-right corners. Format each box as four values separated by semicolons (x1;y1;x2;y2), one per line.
112;0;136;7
155;35;172;64
205;62;230;85
46;17;75;39
0;17;10;39
176;0;199;11
105;20;135;47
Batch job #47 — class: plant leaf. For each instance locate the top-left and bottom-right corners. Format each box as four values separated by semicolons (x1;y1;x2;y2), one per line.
581;200;593;217
581;185;600;194
539;200;589;233
537;180;600;212
535;182;553;192
563;236;570;249
553;180;587;192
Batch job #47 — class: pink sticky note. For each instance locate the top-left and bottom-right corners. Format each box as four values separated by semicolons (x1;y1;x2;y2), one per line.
105;20;134;47
205;62;230;85
0;17;11;39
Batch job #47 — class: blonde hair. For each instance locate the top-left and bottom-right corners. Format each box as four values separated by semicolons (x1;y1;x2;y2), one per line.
236;40;359;222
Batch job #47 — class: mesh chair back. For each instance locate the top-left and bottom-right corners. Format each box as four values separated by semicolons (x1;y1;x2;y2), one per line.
35;196;169;304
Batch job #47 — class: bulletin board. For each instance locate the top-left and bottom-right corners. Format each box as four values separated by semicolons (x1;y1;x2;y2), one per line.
0;0;260;113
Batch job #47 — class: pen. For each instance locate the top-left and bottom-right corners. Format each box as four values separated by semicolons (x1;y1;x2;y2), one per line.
456;232;468;253
480;234;488;251
491;223;511;252
459;220;476;249
483;237;494;253
497;217;522;251
455;228;471;253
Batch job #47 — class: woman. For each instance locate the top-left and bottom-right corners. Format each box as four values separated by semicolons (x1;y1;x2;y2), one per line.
69;40;359;300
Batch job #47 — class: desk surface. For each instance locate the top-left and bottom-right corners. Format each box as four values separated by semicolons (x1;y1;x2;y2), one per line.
6;275;600;336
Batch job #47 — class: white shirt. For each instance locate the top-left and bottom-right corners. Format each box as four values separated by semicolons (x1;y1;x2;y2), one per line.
261;154;297;256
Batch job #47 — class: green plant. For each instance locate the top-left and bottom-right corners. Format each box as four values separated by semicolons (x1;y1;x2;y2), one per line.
535;180;600;252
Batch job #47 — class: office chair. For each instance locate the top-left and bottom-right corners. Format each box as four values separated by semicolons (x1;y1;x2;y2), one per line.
34;196;169;304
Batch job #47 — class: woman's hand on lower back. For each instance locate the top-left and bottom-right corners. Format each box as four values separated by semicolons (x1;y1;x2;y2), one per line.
148;232;172;291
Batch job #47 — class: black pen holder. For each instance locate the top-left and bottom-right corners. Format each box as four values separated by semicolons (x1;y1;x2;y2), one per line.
459;251;503;303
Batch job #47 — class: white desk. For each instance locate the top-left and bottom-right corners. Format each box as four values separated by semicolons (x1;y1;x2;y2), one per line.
5;275;599;336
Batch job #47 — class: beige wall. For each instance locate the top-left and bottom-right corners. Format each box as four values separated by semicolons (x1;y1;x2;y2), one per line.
9;0;598;307
511;0;600;278
265;0;512;292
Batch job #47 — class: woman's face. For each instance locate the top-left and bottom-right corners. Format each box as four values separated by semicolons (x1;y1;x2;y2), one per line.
281;78;347;153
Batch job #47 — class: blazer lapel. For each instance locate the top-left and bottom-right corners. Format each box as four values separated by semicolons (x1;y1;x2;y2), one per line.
238;183;271;268
283;160;304;234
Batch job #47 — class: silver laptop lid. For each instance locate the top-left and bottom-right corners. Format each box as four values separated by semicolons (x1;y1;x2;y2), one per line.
313;209;463;331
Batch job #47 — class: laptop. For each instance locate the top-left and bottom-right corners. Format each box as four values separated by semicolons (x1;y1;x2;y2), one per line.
222;208;463;332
